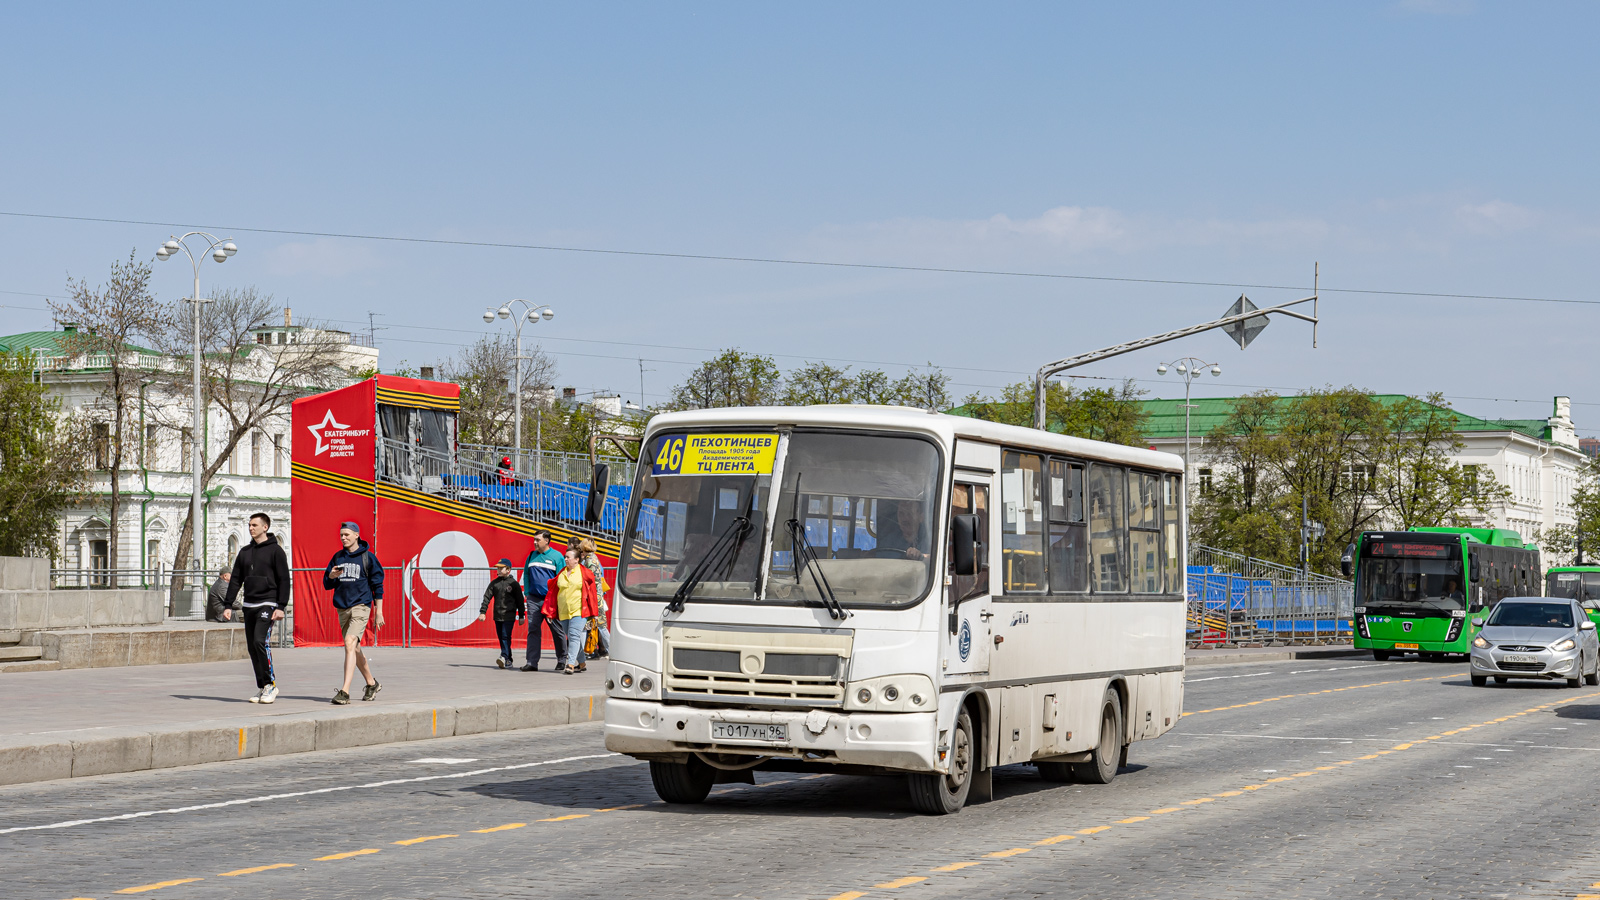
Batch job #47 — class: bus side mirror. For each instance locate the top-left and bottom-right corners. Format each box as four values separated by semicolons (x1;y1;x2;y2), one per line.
1339;543;1355;579
585;463;610;524
951;514;982;577
1470;560;1482;583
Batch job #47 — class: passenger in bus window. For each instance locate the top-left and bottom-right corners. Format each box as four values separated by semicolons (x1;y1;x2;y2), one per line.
878;499;929;560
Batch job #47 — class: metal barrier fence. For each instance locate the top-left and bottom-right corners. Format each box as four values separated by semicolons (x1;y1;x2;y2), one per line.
1186;545;1354;647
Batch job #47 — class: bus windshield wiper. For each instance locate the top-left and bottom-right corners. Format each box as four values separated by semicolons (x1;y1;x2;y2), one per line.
787;518;849;621
666;516;750;614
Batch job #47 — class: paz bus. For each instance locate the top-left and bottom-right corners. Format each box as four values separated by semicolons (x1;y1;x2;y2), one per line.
599;406;1186;814
1546;565;1600;627
1345;527;1540;661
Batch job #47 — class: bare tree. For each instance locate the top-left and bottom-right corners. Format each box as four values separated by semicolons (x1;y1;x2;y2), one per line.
439;334;557;446
151;287;353;600
49;253;167;583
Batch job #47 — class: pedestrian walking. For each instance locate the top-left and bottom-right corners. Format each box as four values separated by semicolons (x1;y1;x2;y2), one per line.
549;548;598;675
477;558;527;668
576;537;611;660
322;521;385;705
520;530;566;671
205;568;236;622
223;513;290;704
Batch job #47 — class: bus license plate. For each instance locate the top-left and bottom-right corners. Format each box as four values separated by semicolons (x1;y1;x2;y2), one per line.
712;722;788;743
1394;643;1419;650
1503;654;1538;664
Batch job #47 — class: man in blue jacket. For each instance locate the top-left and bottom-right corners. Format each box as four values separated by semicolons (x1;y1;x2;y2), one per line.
323;521;385;705
521;530;566;671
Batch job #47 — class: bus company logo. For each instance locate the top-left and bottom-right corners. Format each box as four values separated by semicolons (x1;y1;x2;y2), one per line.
1010;611;1030;627
306;409;372;459
1402;621;1413;633
403;530;491;632
958;620;972;661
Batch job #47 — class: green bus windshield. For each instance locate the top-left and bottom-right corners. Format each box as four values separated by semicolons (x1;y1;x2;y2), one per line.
1358;538;1466;612
1548;570;1600;607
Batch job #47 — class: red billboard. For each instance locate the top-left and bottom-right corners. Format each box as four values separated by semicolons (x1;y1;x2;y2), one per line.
290;375;619;648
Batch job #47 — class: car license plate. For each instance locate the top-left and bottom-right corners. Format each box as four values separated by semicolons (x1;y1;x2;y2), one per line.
1503;654;1538;664
711;722;788;743
1394;643;1419;650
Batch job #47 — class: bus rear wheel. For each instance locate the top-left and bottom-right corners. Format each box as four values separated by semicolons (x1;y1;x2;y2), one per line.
1373;651;1391;661
1070;688;1124;785
908;707;974;814
650;756;716;805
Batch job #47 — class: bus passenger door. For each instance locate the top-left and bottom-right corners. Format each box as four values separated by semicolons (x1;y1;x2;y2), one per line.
944;478;993;680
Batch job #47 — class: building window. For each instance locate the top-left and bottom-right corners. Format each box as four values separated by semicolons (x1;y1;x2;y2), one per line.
147;539;162;576
181;428;193;472
92;423;110;470
273;433;284;477
1342;464;1377;493
89;539;108;586
143;424;158;468
256;333;269;344
251;431;263;476
1197;467;1214;497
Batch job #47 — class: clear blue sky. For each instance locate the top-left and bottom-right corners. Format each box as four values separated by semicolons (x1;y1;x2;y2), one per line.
1;2;1596;430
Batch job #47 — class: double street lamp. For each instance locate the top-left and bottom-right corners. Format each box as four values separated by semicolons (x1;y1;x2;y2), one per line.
1155;357;1220;508
157;233;237;616
482;300;555;483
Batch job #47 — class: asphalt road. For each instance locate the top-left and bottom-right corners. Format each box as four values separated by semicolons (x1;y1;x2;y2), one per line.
7;656;1600;900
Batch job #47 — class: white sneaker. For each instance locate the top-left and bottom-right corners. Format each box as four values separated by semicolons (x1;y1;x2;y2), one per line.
248;687;264;703
259;684;279;704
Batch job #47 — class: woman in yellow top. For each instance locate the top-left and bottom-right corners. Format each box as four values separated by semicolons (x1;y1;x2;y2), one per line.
577;537;611;660
552;549;599;674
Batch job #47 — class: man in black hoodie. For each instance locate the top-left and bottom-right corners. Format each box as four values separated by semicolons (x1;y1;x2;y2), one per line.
224;512;291;703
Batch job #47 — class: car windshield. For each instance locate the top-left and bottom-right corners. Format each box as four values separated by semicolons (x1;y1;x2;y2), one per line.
1358;540;1466;611
1547;571;1600;607
1487;602;1574;629
619;432;775;601
766;431;942;608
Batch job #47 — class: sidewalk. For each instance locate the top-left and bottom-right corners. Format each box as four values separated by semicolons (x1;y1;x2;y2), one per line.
0;646;606;788
1185;644;1364;666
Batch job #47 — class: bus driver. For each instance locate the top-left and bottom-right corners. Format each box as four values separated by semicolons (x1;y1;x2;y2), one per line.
878;499;930;561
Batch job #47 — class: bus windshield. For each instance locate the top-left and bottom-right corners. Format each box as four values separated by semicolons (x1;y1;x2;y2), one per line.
1547;571;1600;607
1358;539;1466;612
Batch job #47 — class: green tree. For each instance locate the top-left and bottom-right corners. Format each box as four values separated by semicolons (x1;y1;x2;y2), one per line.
781;361;855;405
1371;393;1509;532
0;349;90;559
961;378;1149;446
668;349;781;409
892;364;953;412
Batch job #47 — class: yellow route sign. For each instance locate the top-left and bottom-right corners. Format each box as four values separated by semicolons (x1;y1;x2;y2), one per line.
650;433;777;476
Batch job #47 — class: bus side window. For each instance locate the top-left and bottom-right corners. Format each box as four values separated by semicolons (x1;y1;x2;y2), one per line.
949;483;990;602
1047;459;1088;594
1162;474;1182;595
1000;451;1045;593
1087;463;1128;593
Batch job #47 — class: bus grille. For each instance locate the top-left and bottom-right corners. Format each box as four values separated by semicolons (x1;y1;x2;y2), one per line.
662;626;851;709
665;671;844;707
1498;661;1545;672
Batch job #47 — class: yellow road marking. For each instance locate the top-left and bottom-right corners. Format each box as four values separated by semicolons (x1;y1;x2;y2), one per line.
1179;798;1215;805
315;849;381;861
218;863;295;876
1150;807;1182;813
1117;816;1151;823
1216;790;1245;796
985;848;1031;858
115;879;204;894
1239;785;1265;790
1034;835;1076;845
874;876;928;888
1357;754;1380;760
472;823;527;833
538;814;590;822
1077;825;1113;834
828;893;866;900
1314;766;1338;771
393;834;456;845
1265;776;1293;783
596;804;644;812
932;861;985;870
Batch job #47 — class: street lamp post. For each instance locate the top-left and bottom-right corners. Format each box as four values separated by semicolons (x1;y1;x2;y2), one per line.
482;300;555;483
156;233;236;617
1155;356;1221;507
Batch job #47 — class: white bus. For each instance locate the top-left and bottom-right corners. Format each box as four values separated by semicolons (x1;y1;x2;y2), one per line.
602;406;1186;814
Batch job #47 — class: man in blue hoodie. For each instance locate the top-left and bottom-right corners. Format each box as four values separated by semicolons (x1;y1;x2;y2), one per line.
323;521;385;705
521;530;566;671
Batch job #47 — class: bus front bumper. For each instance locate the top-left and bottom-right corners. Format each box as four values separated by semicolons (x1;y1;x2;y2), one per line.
604;698;939;772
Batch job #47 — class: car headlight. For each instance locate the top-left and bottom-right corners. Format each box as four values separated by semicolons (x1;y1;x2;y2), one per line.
1472;635;1491;649
1554;638;1577;652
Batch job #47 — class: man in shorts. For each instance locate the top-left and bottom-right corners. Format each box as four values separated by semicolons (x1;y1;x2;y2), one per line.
322;521;385;705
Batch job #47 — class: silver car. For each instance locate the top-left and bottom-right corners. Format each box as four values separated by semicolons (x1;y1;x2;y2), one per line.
1469;597;1600;687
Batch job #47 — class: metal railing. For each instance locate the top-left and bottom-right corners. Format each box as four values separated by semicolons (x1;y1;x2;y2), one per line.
1186;544;1354;647
458;444;637;486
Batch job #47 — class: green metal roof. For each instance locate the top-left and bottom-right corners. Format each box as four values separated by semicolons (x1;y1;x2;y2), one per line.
0;329;162;358
1135;394;1551;442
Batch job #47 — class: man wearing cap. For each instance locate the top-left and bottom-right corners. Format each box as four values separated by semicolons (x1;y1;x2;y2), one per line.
478;558;527;668
322;521;385;705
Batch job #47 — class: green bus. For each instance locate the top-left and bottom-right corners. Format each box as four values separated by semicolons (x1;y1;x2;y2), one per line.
1546;566;1600;627
1343;527;1540;661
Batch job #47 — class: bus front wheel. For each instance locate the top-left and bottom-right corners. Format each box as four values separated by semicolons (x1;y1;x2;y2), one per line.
650;756;716;805
1373;650;1391;661
1070;688;1124;785
908;708;975;815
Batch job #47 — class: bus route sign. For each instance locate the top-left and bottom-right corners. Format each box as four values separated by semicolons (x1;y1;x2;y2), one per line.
652;433;778;477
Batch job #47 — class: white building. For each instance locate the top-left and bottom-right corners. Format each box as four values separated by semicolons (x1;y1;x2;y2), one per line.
1140;394;1586;552
2;314;377;585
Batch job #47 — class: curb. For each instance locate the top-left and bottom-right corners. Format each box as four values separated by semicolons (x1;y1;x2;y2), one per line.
0;689;606;788
1186;647;1366;667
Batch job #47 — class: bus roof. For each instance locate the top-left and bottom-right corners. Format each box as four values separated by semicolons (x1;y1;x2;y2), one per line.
1548;565;1600;572
645;405;1184;473
1411;526;1535;548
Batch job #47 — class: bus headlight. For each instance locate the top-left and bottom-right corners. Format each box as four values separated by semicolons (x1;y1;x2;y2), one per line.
845;674;936;713
1554;638;1576;652
1472;635;1491;650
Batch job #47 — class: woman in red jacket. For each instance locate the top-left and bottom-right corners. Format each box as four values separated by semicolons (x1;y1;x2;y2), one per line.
545;549;599;674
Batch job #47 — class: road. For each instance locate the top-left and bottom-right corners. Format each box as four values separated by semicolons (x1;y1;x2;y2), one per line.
6;657;1600;900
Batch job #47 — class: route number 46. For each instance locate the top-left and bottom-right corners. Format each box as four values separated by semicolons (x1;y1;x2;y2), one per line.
652;436;687;476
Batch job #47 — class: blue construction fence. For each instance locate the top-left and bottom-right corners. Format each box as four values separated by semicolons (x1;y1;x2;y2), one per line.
1186;564;1354;644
